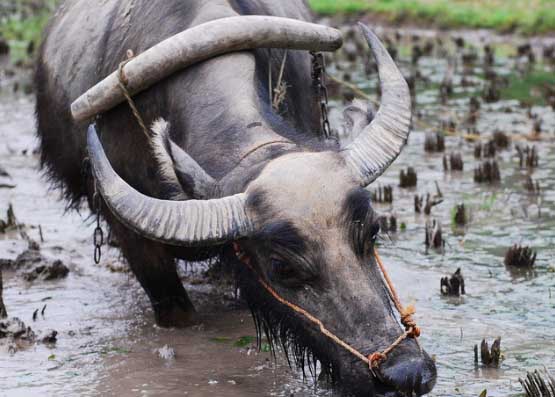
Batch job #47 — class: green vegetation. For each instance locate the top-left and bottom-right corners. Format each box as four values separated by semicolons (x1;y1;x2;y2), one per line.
210;336;232;343
0;0;57;63
308;0;555;34
211;335;271;352
500;69;555;105
234;336;270;352
234;335;256;347
479;193;497;212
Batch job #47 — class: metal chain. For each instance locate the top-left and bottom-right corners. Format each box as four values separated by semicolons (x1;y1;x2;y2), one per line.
88;123;104;264
310;51;332;139
92;179;104;264
89;50;143;265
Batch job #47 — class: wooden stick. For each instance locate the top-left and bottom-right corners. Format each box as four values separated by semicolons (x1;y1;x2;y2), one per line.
71;16;342;122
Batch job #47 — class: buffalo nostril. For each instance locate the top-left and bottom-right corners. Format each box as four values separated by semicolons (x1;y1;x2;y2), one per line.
379;353;437;396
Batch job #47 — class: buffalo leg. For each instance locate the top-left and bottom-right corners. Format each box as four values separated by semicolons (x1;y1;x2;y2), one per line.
109;218;196;327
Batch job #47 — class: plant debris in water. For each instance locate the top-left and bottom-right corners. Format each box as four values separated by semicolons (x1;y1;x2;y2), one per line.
443;152;463;172
474;141;496;159
504;245;537;268
440;268;465;296
452;203;467;226
492;130;510;150
474;160;501;184
0;203;18;233
520;369;555;397
415;192;443;215
156;344;176;360
516;145;539;168
371;184;393;204
524;176;541;194
474;337;502;368
378;214;397;233
425;218;444;252
399;166;417;188
40;329;57;345
424;131;445;152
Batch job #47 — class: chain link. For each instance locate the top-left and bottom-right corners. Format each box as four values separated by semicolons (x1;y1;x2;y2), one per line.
311;51;332;139
88;125;104;265
92;179;104;264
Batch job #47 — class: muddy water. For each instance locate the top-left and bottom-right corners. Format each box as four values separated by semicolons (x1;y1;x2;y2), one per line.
1;29;555;397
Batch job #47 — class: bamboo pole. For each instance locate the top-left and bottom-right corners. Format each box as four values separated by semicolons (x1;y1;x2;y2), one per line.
71;16;342;122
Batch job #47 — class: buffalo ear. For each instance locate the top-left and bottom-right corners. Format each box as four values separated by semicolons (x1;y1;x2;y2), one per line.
340;99;375;145
150;119;216;199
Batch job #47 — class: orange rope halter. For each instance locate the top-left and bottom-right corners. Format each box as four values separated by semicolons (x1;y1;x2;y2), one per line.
232;243;421;374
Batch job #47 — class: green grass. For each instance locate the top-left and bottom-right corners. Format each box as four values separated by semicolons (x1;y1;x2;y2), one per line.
309;0;555;34
0;0;57;63
479;193;498;212
500;69;555;104
0;14;50;62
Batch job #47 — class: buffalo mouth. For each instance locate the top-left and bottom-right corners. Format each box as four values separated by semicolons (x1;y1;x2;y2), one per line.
373;355;438;396
306;331;437;396
352;339;437;397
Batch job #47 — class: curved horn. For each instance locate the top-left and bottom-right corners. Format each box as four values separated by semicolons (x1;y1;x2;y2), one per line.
341;25;412;187
71;16;343;122
87;125;254;246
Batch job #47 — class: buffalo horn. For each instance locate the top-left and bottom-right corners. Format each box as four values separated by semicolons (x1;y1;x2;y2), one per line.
87;125;254;246
341;25;412;187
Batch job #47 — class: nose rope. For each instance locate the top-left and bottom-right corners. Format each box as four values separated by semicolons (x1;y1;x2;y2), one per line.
232;243;421;375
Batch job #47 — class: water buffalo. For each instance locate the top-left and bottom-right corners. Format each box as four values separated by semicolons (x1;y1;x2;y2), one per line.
36;0;436;395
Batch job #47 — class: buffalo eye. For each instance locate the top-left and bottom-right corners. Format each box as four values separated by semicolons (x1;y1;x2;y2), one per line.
358;221;380;257
268;255;315;289
270;256;297;280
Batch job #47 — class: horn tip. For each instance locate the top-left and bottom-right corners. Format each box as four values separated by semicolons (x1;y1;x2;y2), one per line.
86;123;100;149
357;23;380;46
357;22;371;35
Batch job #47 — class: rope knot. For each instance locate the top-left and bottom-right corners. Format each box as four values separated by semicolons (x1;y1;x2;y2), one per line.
368;352;387;368
409;326;421;338
399;305;421;338
118;49;135;86
400;304;418;332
